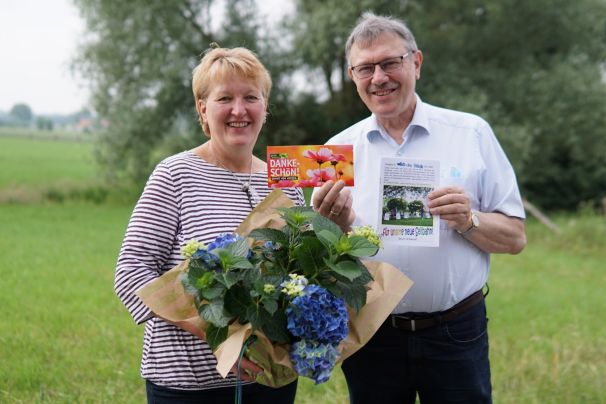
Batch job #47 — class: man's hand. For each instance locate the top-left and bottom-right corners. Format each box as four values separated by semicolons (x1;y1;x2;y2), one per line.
312;180;355;232
427;186;472;232
428;186;526;254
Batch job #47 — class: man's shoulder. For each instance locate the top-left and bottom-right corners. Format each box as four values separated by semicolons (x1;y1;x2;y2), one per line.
327;115;373;145
423;102;490;132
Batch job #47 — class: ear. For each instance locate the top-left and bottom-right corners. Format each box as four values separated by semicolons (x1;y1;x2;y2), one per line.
347;67;355;81
196;99;207;122
414;50;424;80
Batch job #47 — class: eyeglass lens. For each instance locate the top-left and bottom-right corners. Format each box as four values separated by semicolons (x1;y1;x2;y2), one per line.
354;51;413;78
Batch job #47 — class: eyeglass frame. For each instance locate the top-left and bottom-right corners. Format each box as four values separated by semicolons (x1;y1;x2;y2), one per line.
349;50;417;79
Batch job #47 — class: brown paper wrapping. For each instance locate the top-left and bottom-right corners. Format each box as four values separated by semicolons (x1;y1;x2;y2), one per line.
135;189;413;387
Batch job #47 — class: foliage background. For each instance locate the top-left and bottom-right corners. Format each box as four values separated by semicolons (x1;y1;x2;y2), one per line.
73;0;606;211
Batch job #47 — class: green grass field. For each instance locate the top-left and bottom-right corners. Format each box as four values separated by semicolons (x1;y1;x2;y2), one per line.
0;136;96;190
1;134;605;403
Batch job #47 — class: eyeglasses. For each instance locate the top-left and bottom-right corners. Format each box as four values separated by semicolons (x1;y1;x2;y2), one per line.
350;50;416;79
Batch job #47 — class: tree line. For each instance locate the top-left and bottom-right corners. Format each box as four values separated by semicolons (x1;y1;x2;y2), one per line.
73;0;606;211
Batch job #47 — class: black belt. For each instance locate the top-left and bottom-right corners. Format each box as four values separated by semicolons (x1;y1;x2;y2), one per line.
390;289;485;332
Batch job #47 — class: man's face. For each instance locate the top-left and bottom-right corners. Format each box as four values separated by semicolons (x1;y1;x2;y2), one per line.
348;32;422;123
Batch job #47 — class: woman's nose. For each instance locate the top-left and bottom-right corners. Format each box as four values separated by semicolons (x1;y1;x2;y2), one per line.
231;98;246;115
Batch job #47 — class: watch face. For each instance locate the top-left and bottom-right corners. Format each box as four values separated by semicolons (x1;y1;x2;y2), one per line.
471;212;480;227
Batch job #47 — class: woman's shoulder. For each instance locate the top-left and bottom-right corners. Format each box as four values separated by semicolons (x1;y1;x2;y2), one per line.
146;151;216;186
159;150;198;167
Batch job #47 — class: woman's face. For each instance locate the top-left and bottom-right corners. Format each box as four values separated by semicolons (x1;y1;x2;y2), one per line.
198;77;266;152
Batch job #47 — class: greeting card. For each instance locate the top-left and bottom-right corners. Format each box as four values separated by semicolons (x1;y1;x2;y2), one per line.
266;145;354;188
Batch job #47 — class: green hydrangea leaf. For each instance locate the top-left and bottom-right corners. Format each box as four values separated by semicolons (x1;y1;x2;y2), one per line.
279;206;315;228
351;264;373;285
331;281;367;312
246;304;271;329
294;236;327;277
249;228;289;245
224;286;252;320
199;300;230;328
243;266;262;285
200;284;225;300
312;213;343;238
262;298;278;315
317;229;339;249
226;238;251;258
261;310;290;344
327;259;363;281
227;256;254;270
206;323;228;350
345;235;380;257
215;271;241;289
181;272;199;296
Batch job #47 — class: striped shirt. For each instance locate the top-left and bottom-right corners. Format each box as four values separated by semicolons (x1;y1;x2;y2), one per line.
115;150;304;389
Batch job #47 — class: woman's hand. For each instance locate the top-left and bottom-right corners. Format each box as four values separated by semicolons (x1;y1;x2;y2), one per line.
230;356;263;382
312;180;355;232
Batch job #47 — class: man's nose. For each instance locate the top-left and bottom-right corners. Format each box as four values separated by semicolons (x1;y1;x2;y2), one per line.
371;65;389;83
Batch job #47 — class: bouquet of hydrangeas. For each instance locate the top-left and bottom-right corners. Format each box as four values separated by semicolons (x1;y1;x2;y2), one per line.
180;206;381;384
136;190;412;386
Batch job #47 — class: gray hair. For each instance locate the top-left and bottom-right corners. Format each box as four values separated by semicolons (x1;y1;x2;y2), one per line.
345;12;418;64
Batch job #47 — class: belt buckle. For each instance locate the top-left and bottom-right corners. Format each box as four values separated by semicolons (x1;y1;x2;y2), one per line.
391;315;416;331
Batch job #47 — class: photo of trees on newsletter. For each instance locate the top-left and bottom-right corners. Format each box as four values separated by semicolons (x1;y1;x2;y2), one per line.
382;185;433;226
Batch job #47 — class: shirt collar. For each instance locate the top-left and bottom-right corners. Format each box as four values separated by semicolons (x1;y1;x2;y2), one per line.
365;94;431;143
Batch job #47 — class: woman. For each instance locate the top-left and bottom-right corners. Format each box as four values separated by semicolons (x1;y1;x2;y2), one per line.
115;45;303;403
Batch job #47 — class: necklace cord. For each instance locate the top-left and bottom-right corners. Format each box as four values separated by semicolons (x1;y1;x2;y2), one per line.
215;157;257;208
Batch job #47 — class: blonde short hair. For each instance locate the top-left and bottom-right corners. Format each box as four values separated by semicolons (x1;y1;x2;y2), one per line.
192;46;272;135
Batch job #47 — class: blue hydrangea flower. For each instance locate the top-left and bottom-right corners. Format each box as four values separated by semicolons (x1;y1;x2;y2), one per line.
263;240;282;250
290;339;340;384
207;233;252;259
191;248;221;271
207;233;242;251
286;284;348;344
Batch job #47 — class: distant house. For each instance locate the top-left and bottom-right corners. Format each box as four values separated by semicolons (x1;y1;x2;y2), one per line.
76;117;94;132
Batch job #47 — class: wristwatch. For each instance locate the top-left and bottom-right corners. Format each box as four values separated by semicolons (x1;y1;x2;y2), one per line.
457;210;480;236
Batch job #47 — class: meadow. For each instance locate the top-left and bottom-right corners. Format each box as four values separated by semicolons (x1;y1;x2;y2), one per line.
0;135;604;403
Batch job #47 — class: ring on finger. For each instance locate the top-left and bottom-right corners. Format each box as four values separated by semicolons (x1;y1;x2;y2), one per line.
329;210;339;216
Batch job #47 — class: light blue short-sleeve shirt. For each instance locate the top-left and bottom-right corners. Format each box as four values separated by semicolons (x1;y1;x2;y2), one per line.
323;95;525;313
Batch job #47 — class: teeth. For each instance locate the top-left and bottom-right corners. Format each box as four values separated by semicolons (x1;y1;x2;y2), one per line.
228;122;248;127
374;89;393;96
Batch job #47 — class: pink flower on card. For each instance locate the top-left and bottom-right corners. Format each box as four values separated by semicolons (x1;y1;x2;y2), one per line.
271;180;297;188
298;179;320;187
329;154;346;164
303;148;334;165
306;167;335;183
328;154;347;180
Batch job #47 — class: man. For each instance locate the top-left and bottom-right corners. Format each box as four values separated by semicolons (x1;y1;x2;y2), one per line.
312;12;527;404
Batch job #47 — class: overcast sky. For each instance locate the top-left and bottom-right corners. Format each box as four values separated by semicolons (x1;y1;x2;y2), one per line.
0;0;291;116
0;0;87;115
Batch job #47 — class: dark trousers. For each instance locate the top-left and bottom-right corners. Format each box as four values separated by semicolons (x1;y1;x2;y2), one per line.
342;300;492;404
146;379;297;404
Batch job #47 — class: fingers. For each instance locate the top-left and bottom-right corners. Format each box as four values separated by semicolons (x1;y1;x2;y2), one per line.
428;186;469;213
428;186;464;200
313;180;347;216
312;180;355;231
428;186;472;230
328;189;351;218
230;357;263;382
